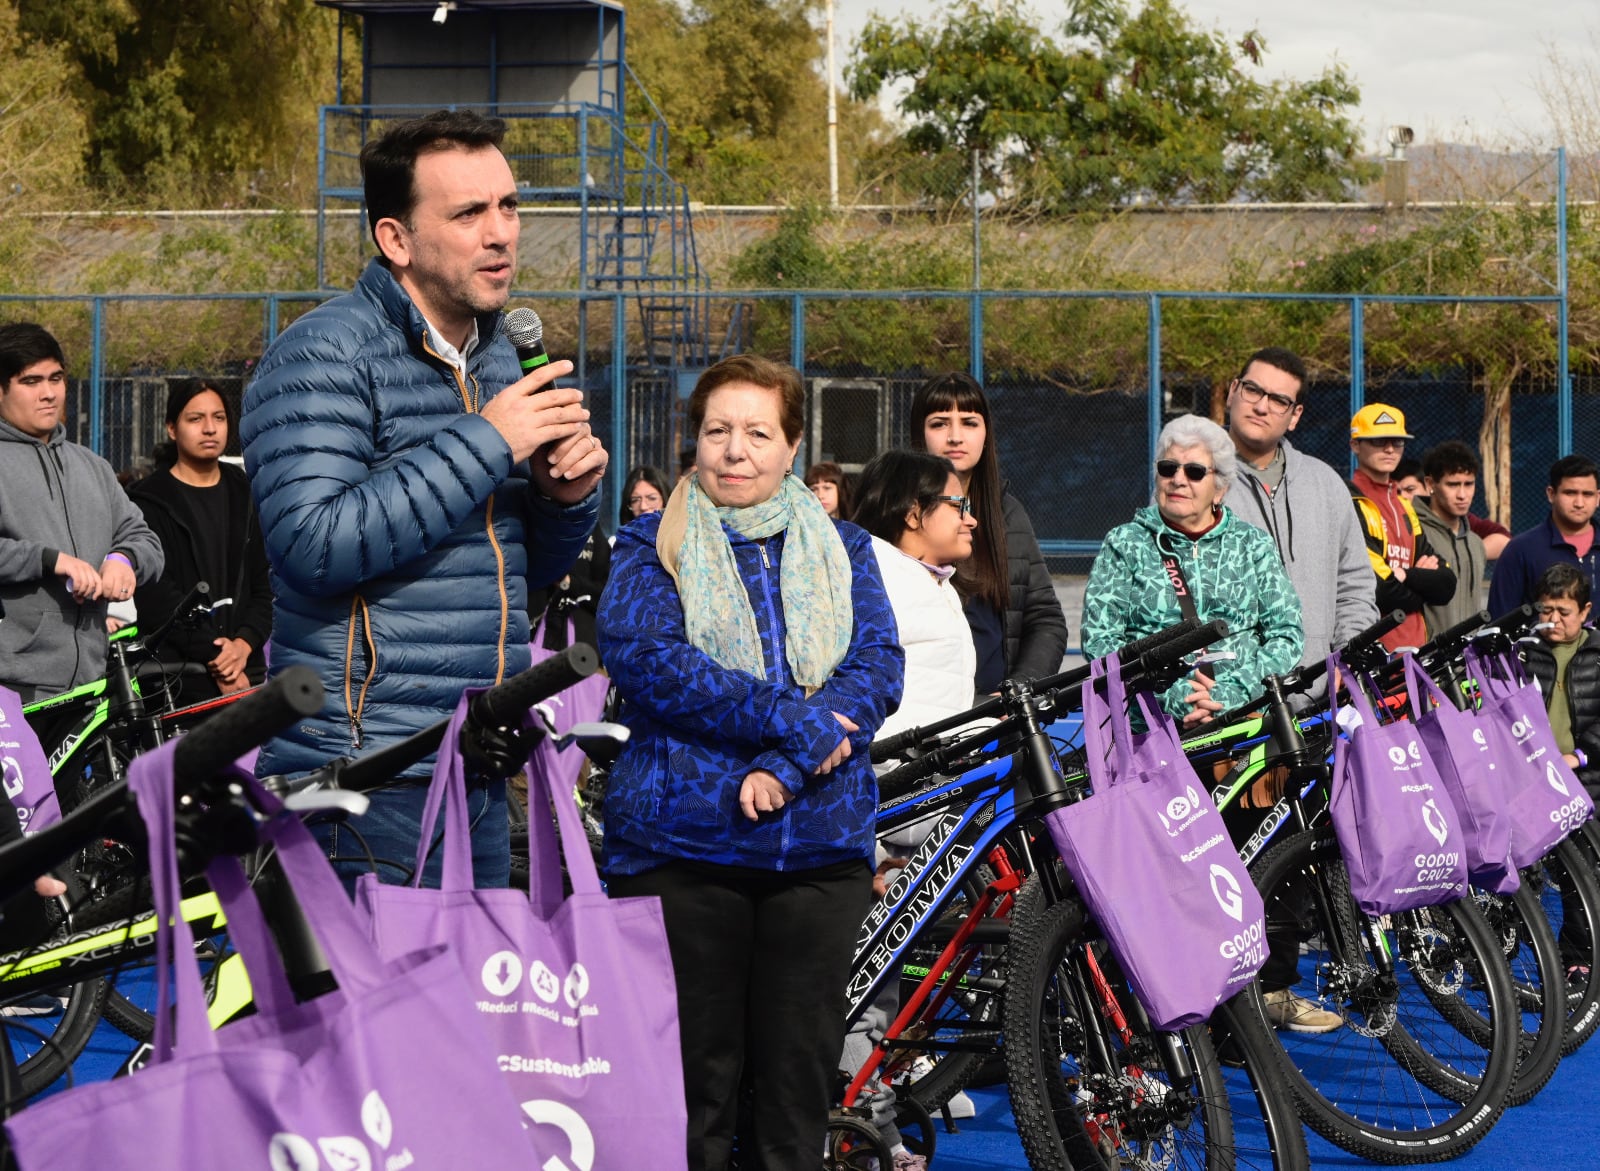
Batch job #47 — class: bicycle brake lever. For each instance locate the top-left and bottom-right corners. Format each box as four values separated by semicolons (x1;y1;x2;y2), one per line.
282;790;371;817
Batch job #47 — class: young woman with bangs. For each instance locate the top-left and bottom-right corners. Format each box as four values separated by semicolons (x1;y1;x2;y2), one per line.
909;373;1069;692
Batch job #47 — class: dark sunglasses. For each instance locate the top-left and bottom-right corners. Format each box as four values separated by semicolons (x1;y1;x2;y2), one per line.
931;494;972;517
1155;460;1214;483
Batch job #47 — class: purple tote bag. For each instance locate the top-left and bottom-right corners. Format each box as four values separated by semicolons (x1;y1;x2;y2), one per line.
1465;645;1594;867
0;686;58;833
356;693;688;1171
528;616;613;799
1045;654;1266;1031
1405;654;1519;893
1328;654;1469;916
6;739;534;1170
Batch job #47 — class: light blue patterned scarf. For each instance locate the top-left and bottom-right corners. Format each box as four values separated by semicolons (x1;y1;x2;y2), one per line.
656;472;853;692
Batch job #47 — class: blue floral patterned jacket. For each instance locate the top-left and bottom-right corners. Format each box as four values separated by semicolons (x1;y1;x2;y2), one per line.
597;511;904;873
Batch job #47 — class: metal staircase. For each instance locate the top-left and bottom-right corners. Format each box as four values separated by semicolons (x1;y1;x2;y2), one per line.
587;73;710;369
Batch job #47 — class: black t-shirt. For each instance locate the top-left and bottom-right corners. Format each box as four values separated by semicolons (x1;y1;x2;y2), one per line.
171;476;232;604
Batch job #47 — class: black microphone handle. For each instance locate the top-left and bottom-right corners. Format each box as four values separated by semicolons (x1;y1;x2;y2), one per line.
516;338;551;374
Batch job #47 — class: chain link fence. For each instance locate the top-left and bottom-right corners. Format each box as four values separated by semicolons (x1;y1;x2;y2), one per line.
1;285;1571;553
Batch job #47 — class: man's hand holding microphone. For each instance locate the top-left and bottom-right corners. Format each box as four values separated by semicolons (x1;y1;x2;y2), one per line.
480;306;608;504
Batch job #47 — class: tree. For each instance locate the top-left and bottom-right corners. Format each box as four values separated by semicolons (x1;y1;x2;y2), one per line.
849;0;1377;209
0;3;88;203
14;0;341;199
624;0;890;204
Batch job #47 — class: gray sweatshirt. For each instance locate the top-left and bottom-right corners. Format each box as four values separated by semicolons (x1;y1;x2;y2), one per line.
1416;501;1488;638
0;418;163;700
1228;438;1378;670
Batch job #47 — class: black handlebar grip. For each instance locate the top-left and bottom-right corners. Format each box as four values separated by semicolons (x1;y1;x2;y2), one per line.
1128;618;1230;676
1115;617;1203;664
871;724;927;764
469;644;600;728
173;666;323;786
1483;604;1538;637
1353;608;1409;652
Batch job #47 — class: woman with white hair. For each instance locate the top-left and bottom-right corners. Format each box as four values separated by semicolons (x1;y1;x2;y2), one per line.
1081;413;1304;727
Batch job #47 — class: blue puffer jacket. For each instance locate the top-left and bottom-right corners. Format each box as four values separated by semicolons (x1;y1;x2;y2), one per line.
241;259;598;777
597;511;904;873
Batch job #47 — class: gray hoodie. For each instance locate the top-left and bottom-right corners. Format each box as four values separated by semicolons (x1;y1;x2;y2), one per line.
1416;500;1487;638
1228;438;1378;669
0;417;163;700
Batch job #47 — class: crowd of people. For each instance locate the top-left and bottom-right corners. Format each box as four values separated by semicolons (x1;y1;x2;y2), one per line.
5;107;1600;1171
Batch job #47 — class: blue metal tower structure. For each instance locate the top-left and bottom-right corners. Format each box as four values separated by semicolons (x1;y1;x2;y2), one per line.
314;0;707;368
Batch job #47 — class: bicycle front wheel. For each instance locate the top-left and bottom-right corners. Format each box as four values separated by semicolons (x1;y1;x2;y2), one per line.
1002;875;1308;1171
1541;826;1600;1053
1249;828;1516;1163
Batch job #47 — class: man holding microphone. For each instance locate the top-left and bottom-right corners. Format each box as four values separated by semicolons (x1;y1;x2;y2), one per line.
242;109;605;887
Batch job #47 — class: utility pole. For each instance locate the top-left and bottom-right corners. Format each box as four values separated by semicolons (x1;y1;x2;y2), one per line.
826;0;839;208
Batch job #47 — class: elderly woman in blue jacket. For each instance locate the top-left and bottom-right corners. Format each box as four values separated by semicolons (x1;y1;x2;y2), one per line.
598;354;904;1171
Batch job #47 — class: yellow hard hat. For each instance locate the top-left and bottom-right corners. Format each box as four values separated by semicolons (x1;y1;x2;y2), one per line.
1350;403;1414;440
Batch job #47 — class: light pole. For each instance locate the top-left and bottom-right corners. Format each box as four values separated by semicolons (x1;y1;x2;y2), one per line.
826;0;839;208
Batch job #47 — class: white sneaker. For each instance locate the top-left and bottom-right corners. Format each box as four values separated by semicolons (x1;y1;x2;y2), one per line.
945;1090;976;1119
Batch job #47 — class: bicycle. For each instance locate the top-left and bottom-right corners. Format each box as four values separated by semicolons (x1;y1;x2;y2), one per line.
14;585;265;1053
847;618;1310;1171
1221;630;1526;1162
0;647;601;1112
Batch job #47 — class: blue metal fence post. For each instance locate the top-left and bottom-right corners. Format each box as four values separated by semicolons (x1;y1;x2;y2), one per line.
88;297;105;457
316;110;328;290
791;293;806;375
1147;294;1162;486
970;290;984;386
1559;147;1572;456
1349;296;1365;476
612;293;628;526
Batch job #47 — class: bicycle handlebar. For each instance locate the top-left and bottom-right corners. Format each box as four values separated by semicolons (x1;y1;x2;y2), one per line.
871;618;1228;765
275;644;602;796
0;666;324;902
1122;618;1229;679
469;644;600;727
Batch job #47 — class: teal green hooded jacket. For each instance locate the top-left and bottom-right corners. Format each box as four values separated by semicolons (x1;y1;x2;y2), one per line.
1082;505;1304;719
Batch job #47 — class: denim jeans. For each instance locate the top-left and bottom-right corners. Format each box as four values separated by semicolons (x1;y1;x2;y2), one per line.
310;776;510;892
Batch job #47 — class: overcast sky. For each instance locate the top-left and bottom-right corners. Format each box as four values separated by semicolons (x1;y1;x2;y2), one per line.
827;0;1595;153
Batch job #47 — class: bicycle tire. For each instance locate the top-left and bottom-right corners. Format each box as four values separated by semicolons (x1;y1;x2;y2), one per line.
1002;875;1308;1171
1544;827;1600;1053
823;1111;894;1171
1248;828;1516;1163
65;876;234;1044
1445;883;1564;1106
0;880;112;1102
0;976;108;1102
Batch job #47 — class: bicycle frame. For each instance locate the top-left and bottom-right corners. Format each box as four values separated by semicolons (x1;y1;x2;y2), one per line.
0;890;252;1029
849;752;1022;1022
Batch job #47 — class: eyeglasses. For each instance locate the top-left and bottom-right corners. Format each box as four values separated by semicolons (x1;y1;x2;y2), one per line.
1233;379;1298;416
931;494;972;517
1155;460;1214;483
1358;437;1406;450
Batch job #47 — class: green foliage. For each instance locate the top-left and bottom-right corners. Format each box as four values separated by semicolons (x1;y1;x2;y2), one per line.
849;0;1377;210
0;2;90;205
624;0;892;204
730;205;837;286
15;0;340;202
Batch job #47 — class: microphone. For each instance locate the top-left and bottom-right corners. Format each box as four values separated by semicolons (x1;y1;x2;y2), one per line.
503;306;550;374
